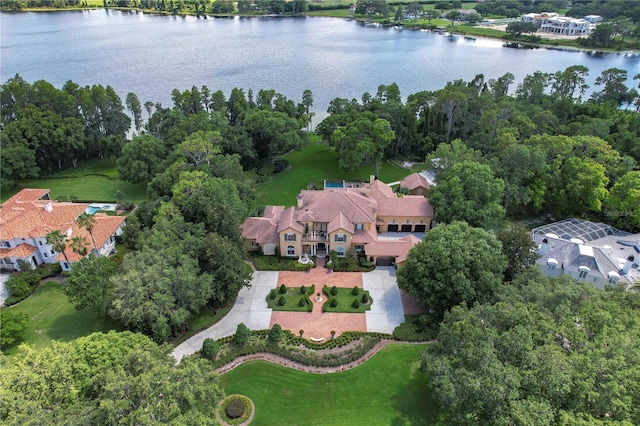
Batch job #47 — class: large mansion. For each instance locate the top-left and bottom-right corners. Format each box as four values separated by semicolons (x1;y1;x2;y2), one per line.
242;174;433;266
0;189;126;271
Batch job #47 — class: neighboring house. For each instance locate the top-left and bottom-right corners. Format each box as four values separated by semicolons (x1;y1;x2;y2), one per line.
584;15;603;23
0;189;126;272
521;12;591;35
242;176;432;266
531;218;639;289
399;172;430;196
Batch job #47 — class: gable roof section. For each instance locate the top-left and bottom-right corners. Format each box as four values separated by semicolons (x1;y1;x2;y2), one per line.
296;189;377;224
399;173;430;192
328;212;354;234
242;206;284;244
277;207;304;233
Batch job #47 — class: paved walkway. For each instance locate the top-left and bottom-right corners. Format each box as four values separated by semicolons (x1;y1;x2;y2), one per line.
171;271;277;362
362;267;405;334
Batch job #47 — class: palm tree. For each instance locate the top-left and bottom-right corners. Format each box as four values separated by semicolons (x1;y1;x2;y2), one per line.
46;230;69;265
70;235;89;258
76;212;98;255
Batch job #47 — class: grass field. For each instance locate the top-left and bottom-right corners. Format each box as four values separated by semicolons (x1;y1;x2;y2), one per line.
254;140;424;208
1;280;122;357
218;343;442;426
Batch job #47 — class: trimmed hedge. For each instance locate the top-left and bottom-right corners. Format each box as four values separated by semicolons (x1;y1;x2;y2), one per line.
266;284;314;312
4;264;62;306
322;285;373;313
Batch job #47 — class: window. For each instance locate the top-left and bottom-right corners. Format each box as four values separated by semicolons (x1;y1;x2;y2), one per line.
251;240;259;247
355;245;364;252
2;241;10;248
44;253;48;258
51;248;55;255
287;245;295;256
335;246;345;256
284;233;296;242
355;224;364;230
62;262;69;270
578;270;588;279
38;241;43;246
334;234;346;242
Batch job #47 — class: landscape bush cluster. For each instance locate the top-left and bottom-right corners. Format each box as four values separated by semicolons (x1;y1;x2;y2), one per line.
249;253;317;271
392;314;438;342
322;285;372;313
4;264;62;306
327;250;375;272
266;284;314;312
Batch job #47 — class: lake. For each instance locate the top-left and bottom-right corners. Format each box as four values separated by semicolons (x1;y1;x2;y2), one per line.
2;9;640;117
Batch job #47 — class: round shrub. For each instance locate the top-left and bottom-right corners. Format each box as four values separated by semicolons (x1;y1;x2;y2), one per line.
330;286;338;296
268;324;284;344
269;289;277;300
300;285;306;294
352;299;361;308
330;298;338;308
298;297;306;307
361;293;369;304
225;397;246;419
278;296;286;306
279;284;287;294
351;286;360;295
201;338;220;359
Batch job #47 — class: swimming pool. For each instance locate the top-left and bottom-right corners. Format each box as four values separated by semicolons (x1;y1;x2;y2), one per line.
85;203;117;215
324;181;344;188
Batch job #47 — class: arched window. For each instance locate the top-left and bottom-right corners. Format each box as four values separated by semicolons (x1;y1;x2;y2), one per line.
336;246;345;256
287;245;295;256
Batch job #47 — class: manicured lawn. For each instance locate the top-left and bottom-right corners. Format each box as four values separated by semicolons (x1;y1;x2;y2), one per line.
1;280;122;357
323;285;372;313
254;139;424;208
267;285;315;312
2;176;147;204
249;252;316;271
218;343;441;425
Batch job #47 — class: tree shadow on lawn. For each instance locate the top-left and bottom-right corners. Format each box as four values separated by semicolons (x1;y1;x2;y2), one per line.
389;369;443;426
46;311;123;342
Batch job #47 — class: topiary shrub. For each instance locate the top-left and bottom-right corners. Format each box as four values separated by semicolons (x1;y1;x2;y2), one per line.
351;286;360;295
330;298;338;308
300;285;306;294
269;289;277;300
225;397;246;419
330;286;338;296
298;297;306;307
233;323;251;345
279;284;287;294
201;338;220;359
268;323;284;344
361;293;369;304
352;299;360;308
278;296;286;306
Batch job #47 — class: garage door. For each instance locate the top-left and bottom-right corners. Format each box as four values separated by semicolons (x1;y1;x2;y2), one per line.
414;224;426;232
387;224;399;232
401;224;412;232
376;256;395;266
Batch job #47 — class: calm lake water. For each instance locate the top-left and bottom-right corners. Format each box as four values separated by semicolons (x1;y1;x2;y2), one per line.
2;9;640;115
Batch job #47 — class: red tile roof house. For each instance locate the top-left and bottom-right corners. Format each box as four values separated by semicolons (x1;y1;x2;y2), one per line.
0;189;126;272
242;176;433;267
398;172;430;196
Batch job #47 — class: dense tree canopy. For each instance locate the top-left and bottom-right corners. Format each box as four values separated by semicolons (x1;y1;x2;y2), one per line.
423;270;640;425
397;221;507;318
1;331;224;425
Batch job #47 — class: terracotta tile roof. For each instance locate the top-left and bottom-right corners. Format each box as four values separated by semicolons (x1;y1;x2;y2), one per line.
400;173;430;191
377;196;433;218
365;235;421;262
0;243;38;259
57;214;126;262
0;192;88;240
242;206;284;244
352;227;377;244
369;180;396;200
296;189;377;224
277;207;304;233
327;212;353;234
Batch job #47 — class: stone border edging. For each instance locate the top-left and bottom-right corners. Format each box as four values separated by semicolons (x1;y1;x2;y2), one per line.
215;339;435;375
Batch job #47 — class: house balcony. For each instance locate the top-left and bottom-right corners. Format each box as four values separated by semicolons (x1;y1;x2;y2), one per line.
302;232;327;242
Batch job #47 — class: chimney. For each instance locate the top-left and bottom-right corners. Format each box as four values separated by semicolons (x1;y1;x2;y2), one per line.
623;255;635;274
297;195;304;209
539;238;548;255
43;202;53;213
369;175;375;184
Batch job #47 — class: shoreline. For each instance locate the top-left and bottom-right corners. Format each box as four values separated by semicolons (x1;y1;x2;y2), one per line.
2;8;638;55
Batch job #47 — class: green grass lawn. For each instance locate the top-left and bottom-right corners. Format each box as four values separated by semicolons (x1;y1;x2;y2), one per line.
218;343;441;425
2;176;147;204
267;285;315;312
254;139;424;208
1;280;122;357
323;285;372;313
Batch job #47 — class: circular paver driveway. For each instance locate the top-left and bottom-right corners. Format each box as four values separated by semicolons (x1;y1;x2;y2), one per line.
171;267;406;362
